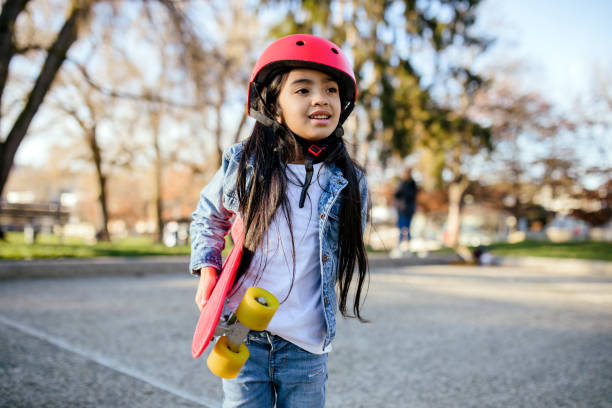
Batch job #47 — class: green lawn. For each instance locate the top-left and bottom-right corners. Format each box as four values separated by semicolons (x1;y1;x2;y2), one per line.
2;232;611;262
484;240;612;262
0;232;193;259
0;232;232;260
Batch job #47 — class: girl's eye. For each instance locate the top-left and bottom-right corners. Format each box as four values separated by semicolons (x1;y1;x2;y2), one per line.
296;88;309;94
328;87;338;93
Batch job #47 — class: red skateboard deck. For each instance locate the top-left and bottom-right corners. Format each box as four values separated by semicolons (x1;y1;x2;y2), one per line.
192;217;244;359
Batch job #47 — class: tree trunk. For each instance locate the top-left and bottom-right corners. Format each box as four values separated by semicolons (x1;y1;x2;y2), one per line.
0;0;31;132
213;86;224;169
445;177;470;248
0;2;89;199
153;138;163;243
88;126;111;242
149;109;164;243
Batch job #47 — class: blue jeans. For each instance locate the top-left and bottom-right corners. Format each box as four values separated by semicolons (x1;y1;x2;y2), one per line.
222;331;328;408
398;212;414;242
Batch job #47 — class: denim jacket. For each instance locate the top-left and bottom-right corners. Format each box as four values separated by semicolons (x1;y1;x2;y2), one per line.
190;142;368;350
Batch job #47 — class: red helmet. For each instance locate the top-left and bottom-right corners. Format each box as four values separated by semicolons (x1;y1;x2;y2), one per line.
247;34;357;125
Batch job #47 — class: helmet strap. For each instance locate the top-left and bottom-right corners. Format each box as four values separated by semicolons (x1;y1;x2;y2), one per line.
298;156;315;208
292;131;342;208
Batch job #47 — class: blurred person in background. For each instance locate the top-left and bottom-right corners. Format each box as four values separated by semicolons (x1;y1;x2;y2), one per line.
393;167;417;254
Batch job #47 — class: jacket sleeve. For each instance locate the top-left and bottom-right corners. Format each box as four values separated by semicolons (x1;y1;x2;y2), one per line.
189;147;238;275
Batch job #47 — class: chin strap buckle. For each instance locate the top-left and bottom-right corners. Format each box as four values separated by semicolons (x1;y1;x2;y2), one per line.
308;145;325;156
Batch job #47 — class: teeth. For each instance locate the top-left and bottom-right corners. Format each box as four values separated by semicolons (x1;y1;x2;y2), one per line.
311;115;330;119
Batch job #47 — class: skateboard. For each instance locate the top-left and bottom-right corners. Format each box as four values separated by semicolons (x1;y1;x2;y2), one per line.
191;217;279;379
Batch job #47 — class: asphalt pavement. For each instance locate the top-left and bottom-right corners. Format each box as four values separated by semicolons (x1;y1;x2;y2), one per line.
1;261;611;407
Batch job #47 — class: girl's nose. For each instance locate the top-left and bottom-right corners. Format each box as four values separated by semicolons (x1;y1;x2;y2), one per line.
312;91;330;106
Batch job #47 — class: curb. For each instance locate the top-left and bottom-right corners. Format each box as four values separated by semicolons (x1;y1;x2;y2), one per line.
0;253;461;280
367;253;461;269
2;254;609;280
0;256;190;280
496;256;612;276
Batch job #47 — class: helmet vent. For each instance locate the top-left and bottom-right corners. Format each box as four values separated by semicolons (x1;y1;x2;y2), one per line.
296;40;305;46
331;48;339;54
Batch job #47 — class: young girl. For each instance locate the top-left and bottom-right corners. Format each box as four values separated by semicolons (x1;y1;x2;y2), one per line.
190;33;369;408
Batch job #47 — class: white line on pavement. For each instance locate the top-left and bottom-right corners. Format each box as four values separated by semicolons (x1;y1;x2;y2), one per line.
0;314;220;408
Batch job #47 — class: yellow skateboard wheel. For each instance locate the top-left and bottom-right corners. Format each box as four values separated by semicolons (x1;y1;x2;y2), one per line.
235;287;279;331
207;336;250;379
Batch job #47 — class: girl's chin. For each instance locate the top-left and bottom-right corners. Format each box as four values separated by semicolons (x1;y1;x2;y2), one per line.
302;126;337;139
299;132;334;141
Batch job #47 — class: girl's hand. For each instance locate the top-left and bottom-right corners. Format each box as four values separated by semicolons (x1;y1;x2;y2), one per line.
195;267;218;312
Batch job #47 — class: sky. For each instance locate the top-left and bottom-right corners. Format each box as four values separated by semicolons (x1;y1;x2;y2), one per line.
12;0;612;168
473;0;612;190
475;0;612;110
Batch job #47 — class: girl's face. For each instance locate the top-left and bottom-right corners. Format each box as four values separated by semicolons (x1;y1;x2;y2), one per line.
276;69;341;141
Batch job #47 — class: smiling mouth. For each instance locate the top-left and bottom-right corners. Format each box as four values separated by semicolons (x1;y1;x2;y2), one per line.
309;114;331;120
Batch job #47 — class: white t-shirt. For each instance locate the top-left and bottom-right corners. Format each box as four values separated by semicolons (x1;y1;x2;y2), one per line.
226;162;331;354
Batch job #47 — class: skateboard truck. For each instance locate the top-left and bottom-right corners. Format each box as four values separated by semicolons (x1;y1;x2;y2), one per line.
204;287;279;378
213;296;272;353
214;312;250;353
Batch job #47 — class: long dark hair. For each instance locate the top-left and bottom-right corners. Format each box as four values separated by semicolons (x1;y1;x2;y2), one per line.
236;71;369;321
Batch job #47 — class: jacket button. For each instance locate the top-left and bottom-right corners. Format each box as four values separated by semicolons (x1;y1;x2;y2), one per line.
322;254;328;262
324;297;329;307
320;213;325;220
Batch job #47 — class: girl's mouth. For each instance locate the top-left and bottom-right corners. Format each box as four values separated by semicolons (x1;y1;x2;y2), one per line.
309;111;332;122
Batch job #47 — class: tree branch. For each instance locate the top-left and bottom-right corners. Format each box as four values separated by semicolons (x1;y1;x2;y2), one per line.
0;0;31;123
68;58;199;110
0;1;89;198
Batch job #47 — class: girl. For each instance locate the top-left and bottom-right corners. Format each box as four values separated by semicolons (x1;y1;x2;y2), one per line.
190;33;369;408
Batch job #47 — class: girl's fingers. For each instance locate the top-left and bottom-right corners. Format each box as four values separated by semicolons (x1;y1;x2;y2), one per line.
195;273;218;312
195;286;206;311
196;294;208;312
205;276;217;298
198;298;207;312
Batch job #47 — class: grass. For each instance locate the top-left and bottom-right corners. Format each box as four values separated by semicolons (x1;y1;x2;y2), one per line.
2;232;611;262
0;232;234;260
0;232;193;259
484;240;612;262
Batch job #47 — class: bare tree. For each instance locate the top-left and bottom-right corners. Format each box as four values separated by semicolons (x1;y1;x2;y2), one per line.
0;0;92;211
203;1;259;166
468;69;567;226
52;63;118;241
0;0;219;240
149;101;164;242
